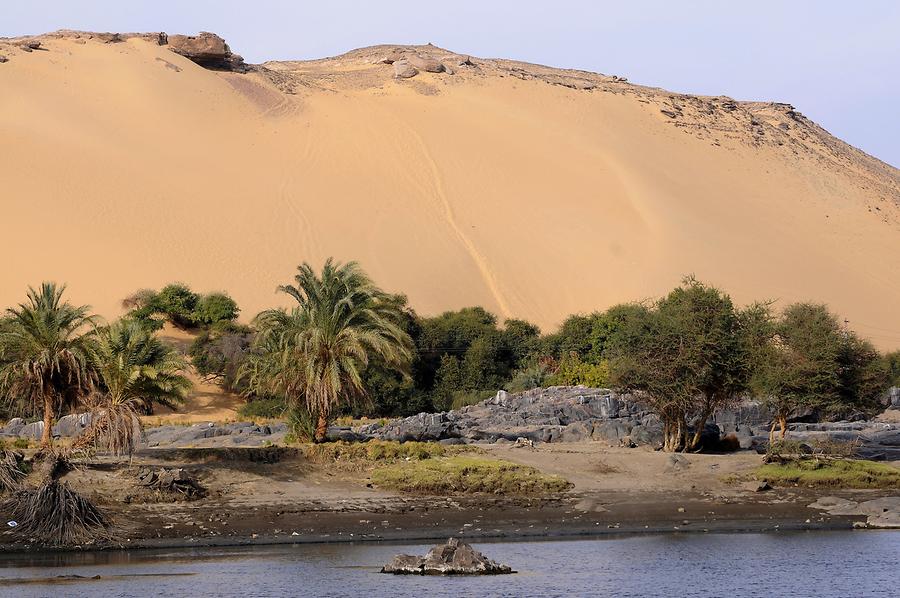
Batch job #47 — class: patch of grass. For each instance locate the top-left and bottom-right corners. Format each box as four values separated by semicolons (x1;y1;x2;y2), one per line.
237;398;286;421
755;458;900;489
371;455;572;495
11;438;30;450
333;415;389;427
305;440;450;464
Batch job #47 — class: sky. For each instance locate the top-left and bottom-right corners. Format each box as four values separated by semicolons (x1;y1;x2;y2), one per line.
5;1;899;166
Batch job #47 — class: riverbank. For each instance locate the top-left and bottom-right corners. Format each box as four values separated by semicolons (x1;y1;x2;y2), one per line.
2;442;896;553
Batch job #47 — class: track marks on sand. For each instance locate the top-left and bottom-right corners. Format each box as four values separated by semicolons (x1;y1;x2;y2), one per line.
404;126;513;319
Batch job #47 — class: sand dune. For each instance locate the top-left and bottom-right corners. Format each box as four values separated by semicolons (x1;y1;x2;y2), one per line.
1;33;898;348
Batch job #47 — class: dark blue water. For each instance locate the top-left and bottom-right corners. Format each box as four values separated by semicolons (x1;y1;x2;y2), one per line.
1;531;897;597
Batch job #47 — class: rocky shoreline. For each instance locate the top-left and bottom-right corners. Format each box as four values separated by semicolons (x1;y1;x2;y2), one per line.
4;386;898;459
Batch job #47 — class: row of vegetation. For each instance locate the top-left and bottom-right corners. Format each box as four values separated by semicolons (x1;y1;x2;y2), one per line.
186;267;897;451
3;262;899;454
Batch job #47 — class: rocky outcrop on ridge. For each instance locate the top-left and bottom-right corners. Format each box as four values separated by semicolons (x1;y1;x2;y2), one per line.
166;32;246;71
0;30;246;71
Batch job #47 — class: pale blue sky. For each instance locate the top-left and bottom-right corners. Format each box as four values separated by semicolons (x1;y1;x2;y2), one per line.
5;1;898;166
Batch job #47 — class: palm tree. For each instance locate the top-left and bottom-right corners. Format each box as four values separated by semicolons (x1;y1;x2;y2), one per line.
74;320;192;456
0;283;98;449
243;259;413;442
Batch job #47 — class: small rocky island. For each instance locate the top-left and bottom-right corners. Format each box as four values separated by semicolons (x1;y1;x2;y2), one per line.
381;538;514;575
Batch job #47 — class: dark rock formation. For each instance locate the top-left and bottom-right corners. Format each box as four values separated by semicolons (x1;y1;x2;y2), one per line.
142;421;288;447
13;40;42;52
356;386;663;446
137;467;205;498
382;538;513;575
2;387;896;454
351;386;900;456
165;32;245;71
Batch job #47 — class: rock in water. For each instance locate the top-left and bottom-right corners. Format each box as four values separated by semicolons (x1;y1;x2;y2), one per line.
381;538;514;575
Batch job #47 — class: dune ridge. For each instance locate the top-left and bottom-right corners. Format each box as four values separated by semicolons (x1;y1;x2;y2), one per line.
1;31;898;348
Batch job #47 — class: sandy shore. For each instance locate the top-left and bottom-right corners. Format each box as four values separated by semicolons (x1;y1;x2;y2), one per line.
2;442;893;553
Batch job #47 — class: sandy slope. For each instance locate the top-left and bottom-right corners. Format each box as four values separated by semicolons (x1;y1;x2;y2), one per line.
1;34;898;348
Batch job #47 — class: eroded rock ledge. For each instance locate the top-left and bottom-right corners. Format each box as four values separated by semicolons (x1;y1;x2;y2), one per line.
0;30;246;71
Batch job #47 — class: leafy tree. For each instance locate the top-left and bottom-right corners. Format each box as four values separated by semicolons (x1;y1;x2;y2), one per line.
414;307;497;392
835;333;889;416
152;283;200;328
240;260;413;441
123;285;240;330
885;351;900;388
0;283;98;448
501;319;541;364
431;354;464;411
753;303;890;440
193;292;240;326
607;278;752;451
540;313;600;359
547;352;610;387
358;294;424;417
586;304;649;363
74;320;191;455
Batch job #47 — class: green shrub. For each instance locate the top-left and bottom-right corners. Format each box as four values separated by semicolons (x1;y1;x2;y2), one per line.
287;405;317;443
237;397;286;420
547;353;610;387
449;390;494;410
153;283;200;328
505;362;551;393
123;285;242;331
193;293;240;326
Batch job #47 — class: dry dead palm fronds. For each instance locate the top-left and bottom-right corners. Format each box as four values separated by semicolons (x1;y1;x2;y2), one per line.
0;450;25;492
71;403;143;458
4;480;115;546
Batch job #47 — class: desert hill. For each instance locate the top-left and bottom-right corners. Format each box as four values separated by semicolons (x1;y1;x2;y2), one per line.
1;31;898;348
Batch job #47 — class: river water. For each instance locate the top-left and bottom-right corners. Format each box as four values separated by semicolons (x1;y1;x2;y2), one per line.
1;531;897;597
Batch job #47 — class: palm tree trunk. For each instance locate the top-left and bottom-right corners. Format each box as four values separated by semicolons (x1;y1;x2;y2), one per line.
40;396;54;448
314;413;329;443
